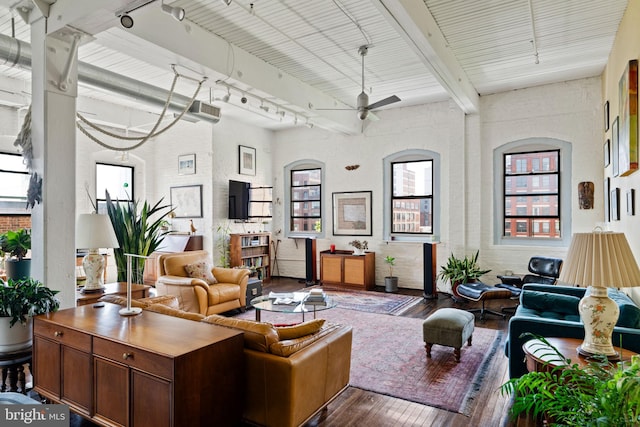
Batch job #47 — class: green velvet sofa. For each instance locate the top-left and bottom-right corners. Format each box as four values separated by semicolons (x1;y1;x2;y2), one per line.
505;283;640;378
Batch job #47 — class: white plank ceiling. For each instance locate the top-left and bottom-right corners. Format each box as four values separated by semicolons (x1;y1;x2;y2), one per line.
0;0;629;132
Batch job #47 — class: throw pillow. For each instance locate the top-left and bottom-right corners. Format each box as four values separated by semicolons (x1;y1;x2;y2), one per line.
521;290;581;315
98;294;148;308
276;319;325;340
144;303;205;321
184;261;218;285
201;315;279;352
607;289;640;329
137;295;180;309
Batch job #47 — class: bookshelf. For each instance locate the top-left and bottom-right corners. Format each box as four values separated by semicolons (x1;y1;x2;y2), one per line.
230;232;271;281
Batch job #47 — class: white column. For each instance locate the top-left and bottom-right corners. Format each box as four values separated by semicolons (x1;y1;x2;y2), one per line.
29;18;80;309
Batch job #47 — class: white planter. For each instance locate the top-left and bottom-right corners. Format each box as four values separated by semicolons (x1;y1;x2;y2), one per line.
0;317;33;352
352;248;365;256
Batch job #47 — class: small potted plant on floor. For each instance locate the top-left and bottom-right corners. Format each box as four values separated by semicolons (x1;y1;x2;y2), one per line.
0;228;32;280
349;240;368;256
384;255;398;293
0;278;60;352
437;250;490;298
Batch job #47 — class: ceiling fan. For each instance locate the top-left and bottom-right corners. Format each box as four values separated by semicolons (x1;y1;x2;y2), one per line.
318;45;401;120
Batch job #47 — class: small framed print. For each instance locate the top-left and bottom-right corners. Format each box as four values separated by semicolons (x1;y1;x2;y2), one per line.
604;139;610;167
178;154;196;175
611;187;620;221
170;185;203;218
604;100;610;131
627;189;635;216
239;145;256;176
604;177;610;222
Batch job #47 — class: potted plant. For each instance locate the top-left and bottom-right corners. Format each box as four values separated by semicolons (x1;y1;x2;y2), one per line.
349;240;368;256
501;335;640;426
0;228;32;280
0;278;60;352
437;250;490;298
384;255;398;293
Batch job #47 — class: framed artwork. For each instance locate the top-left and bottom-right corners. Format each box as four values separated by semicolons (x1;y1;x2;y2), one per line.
170;185;203;218
578;182;594;209
239;145;256;176
604;100;610;131
612;116;619;176
627;189;635;216
611;187;620;221
618;59;639;176
332;191;372;236
604;139;610;167
178;153;196;175
604;177;610;222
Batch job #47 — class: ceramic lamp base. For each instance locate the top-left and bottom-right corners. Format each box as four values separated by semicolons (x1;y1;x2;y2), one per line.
578;286;620;359
82;250;105;292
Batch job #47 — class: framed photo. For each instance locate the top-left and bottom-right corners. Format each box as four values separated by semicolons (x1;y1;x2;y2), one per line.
170;185;203;218
604;100;610;131
611;187;620;221
332;191;372;236
604;139;610;167
612;116;619;176
239;145;256;176
178;153;196;175
617;60;639;176
604;177;610;222
627;189;635;216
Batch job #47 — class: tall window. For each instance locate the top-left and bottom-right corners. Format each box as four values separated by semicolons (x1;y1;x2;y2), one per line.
96;163;134;212
290;168;321;233
503;149;560;239
0;153;30;214
249;186;273;218
391;160;433;234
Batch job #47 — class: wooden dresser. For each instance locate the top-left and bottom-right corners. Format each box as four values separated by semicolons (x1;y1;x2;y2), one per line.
320;250;376;290
33;303;244;427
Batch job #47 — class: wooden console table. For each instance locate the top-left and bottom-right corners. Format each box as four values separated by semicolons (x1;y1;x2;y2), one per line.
33;303;244;426
320;250;375;290
76;282;151;306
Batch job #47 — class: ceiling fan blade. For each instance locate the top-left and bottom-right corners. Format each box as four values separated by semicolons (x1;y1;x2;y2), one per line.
313;108;356;111
367;95;401;111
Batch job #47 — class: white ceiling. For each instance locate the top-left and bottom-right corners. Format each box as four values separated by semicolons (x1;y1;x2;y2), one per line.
0;0;629;134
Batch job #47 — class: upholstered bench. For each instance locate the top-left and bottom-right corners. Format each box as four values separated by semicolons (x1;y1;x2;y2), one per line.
422;308;474;362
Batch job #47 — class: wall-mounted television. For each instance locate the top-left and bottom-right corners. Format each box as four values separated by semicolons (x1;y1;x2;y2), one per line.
228;179;250;220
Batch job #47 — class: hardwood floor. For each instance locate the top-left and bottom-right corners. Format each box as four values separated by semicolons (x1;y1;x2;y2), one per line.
264;277;515;427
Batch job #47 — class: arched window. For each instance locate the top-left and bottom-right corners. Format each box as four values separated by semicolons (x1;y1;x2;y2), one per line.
284;159;325;238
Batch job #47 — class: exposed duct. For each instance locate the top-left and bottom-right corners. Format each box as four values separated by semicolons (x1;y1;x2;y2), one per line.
0;33;218;123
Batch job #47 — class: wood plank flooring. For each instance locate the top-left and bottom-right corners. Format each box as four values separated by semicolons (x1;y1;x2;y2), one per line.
264;277;515;427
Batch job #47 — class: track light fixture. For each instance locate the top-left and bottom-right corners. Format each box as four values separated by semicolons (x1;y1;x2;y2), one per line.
221;89;230;102
161;1;185;21
120;14;134;28
116;0;185;29
221;0;232;5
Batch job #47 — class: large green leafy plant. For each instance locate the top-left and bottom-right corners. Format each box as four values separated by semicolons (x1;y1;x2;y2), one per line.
501;335;640;426
0;278;60;327
437;250;490;284
105;190;173;284
0;229;31;260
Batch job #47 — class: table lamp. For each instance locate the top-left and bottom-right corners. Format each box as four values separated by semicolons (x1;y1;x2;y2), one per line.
76;213;120;293
558;230;640;359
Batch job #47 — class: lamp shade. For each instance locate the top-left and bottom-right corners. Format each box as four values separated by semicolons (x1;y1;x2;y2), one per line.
558;231;640;288
76;214;120;250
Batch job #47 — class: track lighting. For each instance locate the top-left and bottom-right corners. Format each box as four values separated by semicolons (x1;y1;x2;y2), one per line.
259;101;270;113
120;14;134;28
161;1;185;21
221;89;230;102
221;0;232;5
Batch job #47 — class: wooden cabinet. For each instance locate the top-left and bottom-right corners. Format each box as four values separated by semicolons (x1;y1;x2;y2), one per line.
230;233;271;281
320;250;375;290
33;303;244;427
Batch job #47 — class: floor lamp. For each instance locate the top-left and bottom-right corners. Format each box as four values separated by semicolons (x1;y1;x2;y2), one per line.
558;230;640;359
76;213;119;293
119;253;148;316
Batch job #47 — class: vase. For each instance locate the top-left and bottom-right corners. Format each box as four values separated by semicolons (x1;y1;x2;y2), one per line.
353;248;365;256
5;258;31;281
0;317;32;352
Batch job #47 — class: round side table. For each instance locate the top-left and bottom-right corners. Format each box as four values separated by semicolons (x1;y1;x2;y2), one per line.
0;347;32;394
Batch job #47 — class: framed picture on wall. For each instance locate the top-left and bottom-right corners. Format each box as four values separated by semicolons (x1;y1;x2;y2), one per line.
239;145;256;176
332;191;372;236
611;187;620;221
627;189;635;216
170;185;203;218
604;139;610;167
612;116;619;176
178;153;196;175
604;100;610;131
604;177;610;222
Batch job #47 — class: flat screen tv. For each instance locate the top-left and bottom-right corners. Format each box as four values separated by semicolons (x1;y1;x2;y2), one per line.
228;179;250;220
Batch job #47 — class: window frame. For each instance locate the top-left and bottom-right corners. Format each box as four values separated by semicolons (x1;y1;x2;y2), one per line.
284;160;325;238
0;152;31;214
390;159;434;235
95;162;134;213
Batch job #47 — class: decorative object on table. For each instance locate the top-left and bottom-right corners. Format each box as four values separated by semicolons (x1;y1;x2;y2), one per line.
170;184;203;218
348;239;368;256
178;153;196;175
501;334;640;426
76;213;120;292
0;229;31;281
119;253;146;316
189;219;197;234
384;255;398;293
105;190;173;284
617;59;639;177
332;191;372;236
0;278;59;351
239;145;256;175
437;250;490;299
558;230;640;359
578;181;594;209
627;189;635;216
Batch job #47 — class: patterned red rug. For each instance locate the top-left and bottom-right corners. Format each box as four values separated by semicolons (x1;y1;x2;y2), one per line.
236;306;504;415
309;287;423;315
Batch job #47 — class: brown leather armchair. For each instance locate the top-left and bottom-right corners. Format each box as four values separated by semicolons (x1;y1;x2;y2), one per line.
155;250;249;315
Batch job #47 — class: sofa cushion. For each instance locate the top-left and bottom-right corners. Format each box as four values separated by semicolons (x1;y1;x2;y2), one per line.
185;261;218;284
521;290;581;315
608;289;640;328
144;303;205;321
137;295;180;309
270;323;340;357
99;295;148;308
276;319;325;340
201;315;279;352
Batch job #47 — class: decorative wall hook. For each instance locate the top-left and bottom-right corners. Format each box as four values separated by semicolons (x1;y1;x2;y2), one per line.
345;164;360;171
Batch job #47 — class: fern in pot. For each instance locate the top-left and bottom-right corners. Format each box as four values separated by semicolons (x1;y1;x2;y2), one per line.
437;250;490;298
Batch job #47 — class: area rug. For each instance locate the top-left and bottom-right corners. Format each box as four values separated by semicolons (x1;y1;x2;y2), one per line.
235;307;504;415
306;287;423;316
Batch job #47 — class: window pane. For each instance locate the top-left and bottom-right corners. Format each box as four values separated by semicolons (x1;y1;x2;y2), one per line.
96;163;133;201
0;171;29;201
392;161;432;197
292;169;321;186
505;195;559;216
291;185;320;201
249;202;272;217
292;201;320;217
249;187;272;202
291;217;320;232
505;152;558;174
391;197;432;233
504;219;561;238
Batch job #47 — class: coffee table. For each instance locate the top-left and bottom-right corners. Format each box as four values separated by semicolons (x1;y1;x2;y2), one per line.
250;293;336;322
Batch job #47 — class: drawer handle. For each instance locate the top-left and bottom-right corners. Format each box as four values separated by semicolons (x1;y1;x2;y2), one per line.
54;331;63;337
123;352;133;360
